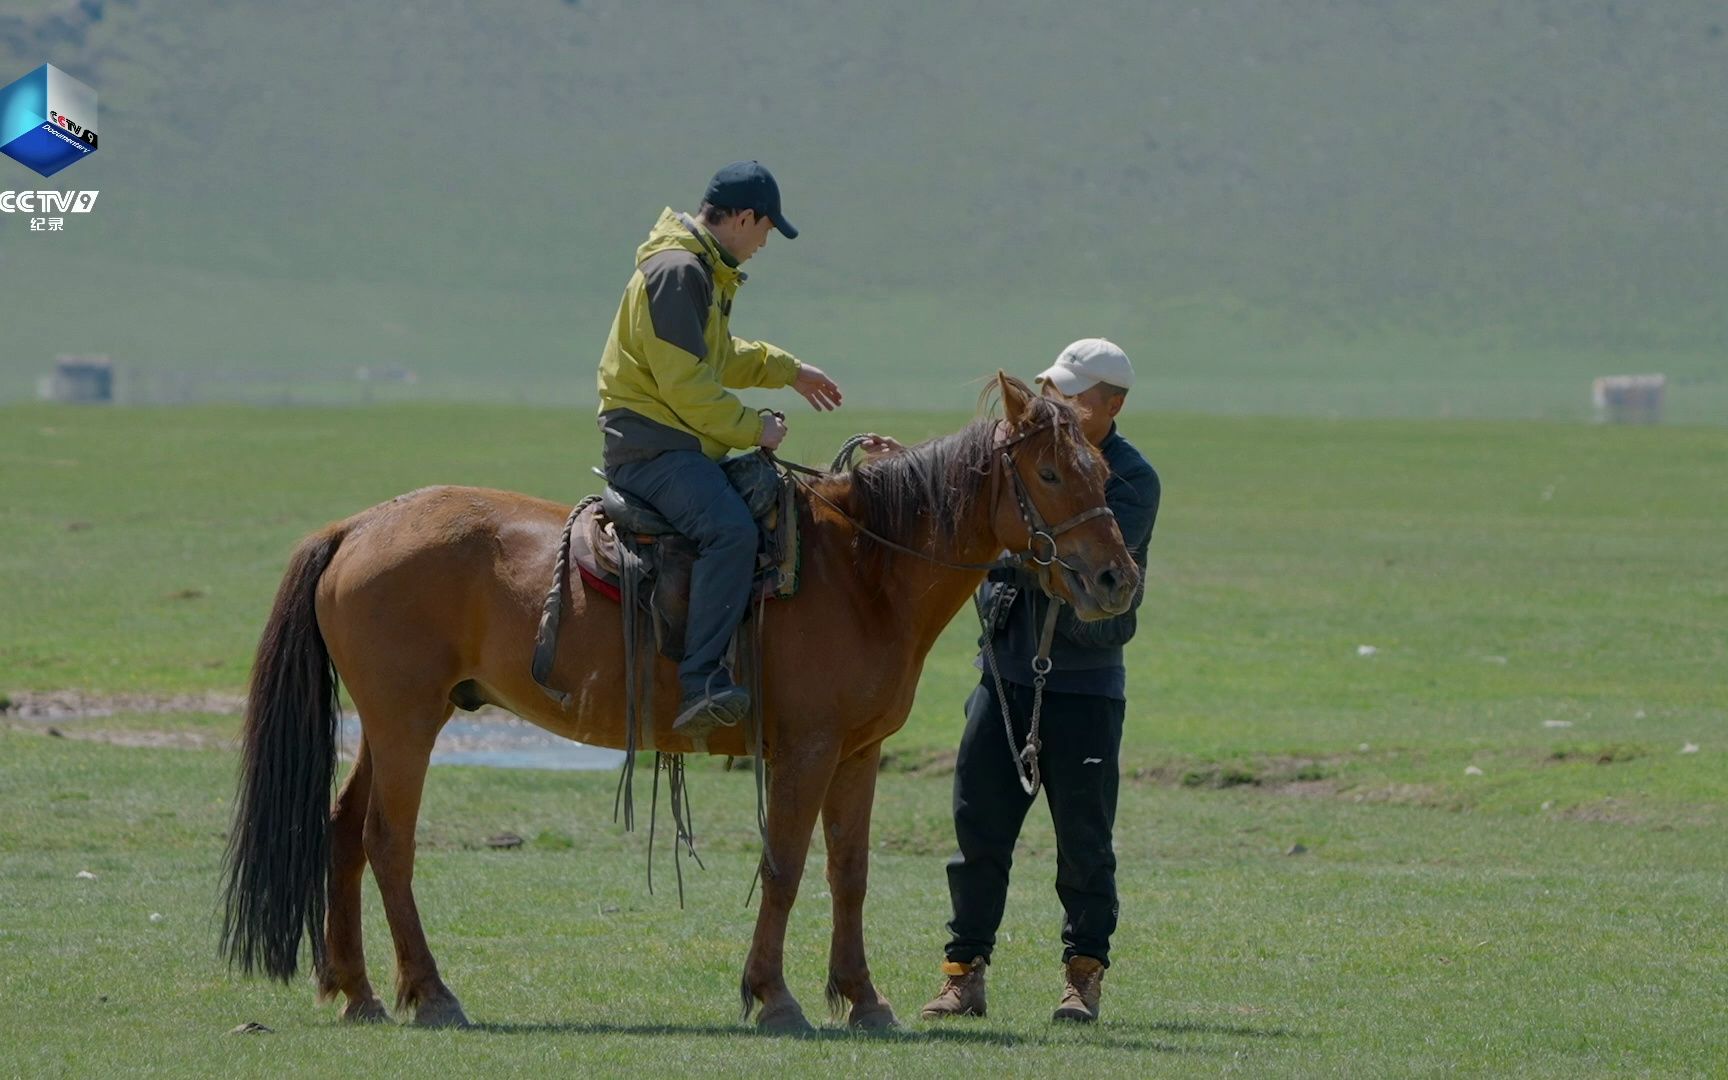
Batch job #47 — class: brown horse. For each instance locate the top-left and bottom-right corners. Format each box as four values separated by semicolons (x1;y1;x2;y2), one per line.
220;373;1138;1033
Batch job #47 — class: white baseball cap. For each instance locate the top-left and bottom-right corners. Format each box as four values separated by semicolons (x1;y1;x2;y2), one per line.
1034;338;1134;396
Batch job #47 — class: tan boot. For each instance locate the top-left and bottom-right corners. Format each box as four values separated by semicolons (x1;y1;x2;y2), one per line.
1051;956;1104;1022
918;957;987;1019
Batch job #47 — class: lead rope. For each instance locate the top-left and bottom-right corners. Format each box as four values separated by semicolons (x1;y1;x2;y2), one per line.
827;433;875;473
976;587;1063;797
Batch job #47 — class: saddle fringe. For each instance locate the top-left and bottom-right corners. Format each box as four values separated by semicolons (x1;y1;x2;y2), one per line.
531;491;774;906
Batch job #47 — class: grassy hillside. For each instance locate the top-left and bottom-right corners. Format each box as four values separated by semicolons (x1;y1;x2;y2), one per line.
0;1;1725;416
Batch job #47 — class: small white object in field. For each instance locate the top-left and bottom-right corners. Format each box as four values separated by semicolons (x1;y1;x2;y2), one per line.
75;870;96;880
1357;743;1370;752
1541;801;1554;811
1681;743;1699;755
149;912;163;923
1356;645;1378;657
1464;765;1485;777
1483;655;1509;665
1634;709;1646;720
1543;720;1572;729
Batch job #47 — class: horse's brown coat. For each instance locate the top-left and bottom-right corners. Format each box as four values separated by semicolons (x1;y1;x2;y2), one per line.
220;374;1137;1031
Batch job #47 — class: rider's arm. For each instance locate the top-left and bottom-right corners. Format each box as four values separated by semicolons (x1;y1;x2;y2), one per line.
640;255;765;449
718;334;800;390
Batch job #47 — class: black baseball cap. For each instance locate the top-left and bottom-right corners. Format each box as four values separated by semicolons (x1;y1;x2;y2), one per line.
702;161;798;239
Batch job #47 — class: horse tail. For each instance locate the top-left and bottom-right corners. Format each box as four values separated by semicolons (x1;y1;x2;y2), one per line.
219;524;346;983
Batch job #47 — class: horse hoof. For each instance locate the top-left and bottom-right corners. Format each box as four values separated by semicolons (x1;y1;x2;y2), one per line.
413;996;472;1029
848;1003;900;1031
756;1002;814;1036
341;998;392;1024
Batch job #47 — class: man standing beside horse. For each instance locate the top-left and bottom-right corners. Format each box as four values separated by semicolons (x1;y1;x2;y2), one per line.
867;338;1160;1024
597;161;843;738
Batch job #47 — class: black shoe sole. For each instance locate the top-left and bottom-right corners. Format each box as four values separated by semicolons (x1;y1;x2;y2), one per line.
673;694;749;737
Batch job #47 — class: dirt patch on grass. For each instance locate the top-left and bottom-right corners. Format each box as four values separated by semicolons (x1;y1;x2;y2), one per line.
20;725;231;751
0;689;246;720
1552;798;1654;825
1546;743;1649;766
0;689;527;727
1132;754;1343;791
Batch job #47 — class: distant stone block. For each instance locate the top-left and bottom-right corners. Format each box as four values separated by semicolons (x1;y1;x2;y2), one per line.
1592;375;1665;425
46;355;113;403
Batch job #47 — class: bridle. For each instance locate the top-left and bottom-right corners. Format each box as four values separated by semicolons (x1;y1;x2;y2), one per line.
991;421;1116;572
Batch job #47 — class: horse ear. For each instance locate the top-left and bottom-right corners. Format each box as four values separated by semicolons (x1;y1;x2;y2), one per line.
997;371;1036;427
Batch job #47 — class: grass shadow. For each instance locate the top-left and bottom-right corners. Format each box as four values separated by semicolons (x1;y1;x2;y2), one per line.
472;1018;1258;1053
1138;1018;1313;1040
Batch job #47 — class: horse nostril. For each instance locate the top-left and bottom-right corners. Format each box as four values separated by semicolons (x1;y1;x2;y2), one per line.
1097;568;1118;593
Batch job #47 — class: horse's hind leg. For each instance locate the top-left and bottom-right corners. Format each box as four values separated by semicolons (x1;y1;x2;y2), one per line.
318;734;390;1022
360;695;470;1028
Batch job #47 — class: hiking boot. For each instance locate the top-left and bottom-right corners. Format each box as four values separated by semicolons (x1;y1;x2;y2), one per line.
1051;955;1104;1022
672;685;750;739
918;957;986;1019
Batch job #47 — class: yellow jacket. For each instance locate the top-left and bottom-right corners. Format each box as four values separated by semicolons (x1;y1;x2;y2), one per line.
596;208;800;462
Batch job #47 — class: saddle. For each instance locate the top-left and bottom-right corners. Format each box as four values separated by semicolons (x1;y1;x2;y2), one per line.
566;452;800;662
528;451;799;897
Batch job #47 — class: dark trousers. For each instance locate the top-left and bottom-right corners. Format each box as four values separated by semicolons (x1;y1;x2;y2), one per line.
944;677;1124;967
605;450;757;699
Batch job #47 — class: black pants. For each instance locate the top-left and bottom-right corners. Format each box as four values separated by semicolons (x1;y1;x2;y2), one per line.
944;677;1124;968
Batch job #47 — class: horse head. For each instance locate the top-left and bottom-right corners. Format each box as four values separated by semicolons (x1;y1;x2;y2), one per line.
990;372;1139;620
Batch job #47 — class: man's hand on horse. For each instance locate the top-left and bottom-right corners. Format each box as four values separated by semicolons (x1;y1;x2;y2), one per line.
793;363;843;412
859;434;905;458
759;412;789;450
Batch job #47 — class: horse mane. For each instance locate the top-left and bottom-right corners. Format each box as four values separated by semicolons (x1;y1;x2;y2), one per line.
813;389;1084;556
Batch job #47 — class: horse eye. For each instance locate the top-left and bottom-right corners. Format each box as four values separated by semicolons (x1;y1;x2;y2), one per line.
1038;467;1059;483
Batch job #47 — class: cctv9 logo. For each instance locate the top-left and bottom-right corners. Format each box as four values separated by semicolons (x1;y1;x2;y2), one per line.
48;110;98;149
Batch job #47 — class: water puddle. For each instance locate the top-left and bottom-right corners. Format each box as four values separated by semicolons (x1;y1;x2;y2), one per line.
341;714;624;772
2;691;623;772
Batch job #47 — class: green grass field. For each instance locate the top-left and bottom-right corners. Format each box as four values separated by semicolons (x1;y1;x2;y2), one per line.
3;403;1725;1075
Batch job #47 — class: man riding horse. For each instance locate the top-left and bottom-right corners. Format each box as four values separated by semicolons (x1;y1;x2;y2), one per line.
219;167;1144;1032
596;161;844;739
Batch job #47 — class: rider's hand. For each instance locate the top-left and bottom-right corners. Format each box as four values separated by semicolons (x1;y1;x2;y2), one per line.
859;434;905;458
758;412;789;450
793;363;843;412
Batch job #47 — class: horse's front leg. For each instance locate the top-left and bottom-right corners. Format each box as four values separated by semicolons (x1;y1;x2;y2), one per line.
742;742;839;1034
821;743;897;1029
